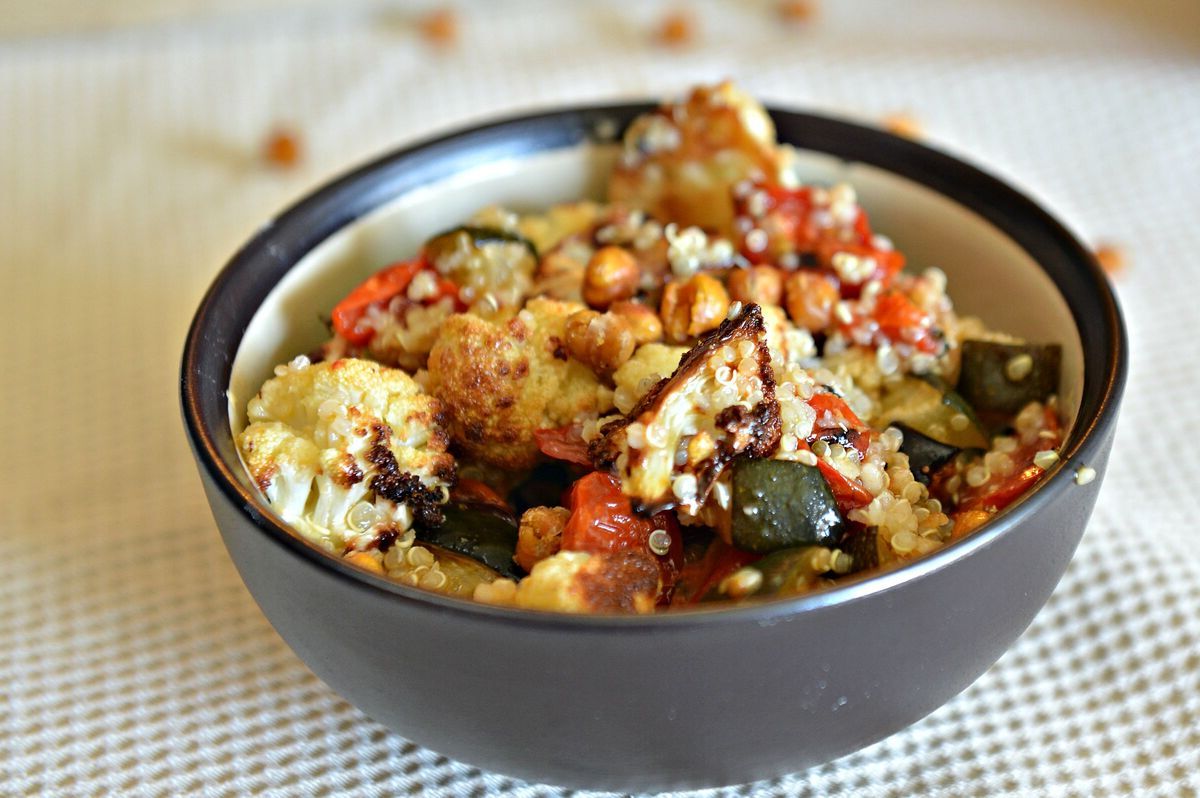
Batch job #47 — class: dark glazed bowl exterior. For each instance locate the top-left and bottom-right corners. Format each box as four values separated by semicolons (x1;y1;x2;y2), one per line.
182;105;1126;792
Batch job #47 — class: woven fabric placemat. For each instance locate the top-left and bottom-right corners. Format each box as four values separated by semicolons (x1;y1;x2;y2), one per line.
2;2;1197;795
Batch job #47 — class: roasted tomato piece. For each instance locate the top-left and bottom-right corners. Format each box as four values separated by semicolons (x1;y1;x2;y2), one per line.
561;472;682;598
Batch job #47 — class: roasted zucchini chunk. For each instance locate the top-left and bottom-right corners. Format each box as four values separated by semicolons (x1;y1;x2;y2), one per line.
424;225;539;316
590;304;781;513
957;340;1062;415
893;422;961;486
415;500;522;580
749;546;839;598
730;459;844;553
840;524;880;573
873;376;988;449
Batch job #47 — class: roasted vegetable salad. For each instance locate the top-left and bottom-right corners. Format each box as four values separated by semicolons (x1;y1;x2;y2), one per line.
238;82;1064;613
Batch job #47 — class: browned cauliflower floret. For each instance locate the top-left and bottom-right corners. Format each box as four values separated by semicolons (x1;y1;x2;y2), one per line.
474;550;660;614
590;304;781;513
608;81;793;237
611;343;688;414
426;297;614;470
238;357;455;552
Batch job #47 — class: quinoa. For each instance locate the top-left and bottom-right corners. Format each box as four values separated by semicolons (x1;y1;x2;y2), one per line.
245;82;1066;613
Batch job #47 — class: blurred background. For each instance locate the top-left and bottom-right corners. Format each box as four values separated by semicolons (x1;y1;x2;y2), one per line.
2;2;1198;796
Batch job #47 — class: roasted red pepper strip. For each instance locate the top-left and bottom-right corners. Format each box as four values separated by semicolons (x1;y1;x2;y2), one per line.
816;458;874;513
955;406;1062;513
957;465;1043;513
534;425;592;467
331;256;462;346
807;392;872;458
331;258;426;346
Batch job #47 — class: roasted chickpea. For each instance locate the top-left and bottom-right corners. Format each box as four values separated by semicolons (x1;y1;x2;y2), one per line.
608;300;664;345
660;272;730;343
583;246;640;309
727;265;784;307
533;250;585;301
515;506;570;572
564;309;636;375
784;270;839;332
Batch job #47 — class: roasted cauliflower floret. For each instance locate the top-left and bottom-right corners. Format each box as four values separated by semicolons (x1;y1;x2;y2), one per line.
591;304;781;513
608;81;793;237
426;297;614;470
612;343;688;414
237;358;455;551
475;550;659;614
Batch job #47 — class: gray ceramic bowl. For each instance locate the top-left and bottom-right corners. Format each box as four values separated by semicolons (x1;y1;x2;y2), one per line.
181;104;1126;791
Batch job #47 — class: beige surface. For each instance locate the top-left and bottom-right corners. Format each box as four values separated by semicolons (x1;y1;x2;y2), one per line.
2;1;1198;795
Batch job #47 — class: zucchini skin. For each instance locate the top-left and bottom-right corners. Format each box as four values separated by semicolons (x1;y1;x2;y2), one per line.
425;225;539;260
416;501;522;579
840;523;880;573
874;376;989;449
893;422;961;486
749;546;834;597
730;459;845;554
957;340;1061;415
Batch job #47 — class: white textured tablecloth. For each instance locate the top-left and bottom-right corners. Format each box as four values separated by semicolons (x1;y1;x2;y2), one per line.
2;1;1198;795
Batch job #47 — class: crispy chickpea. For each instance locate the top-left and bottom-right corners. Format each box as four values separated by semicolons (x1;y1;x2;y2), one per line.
784;270;839;332
608;300;664;345
660;272;730;343
515;506;570;573
534;250;585;301
564;309;636;375
727;265;784;307
583;246;640;309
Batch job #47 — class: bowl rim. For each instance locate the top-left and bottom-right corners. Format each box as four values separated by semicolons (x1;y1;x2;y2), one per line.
181;101;1127;630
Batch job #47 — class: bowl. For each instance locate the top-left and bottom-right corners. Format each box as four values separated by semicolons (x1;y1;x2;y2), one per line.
181;103;1126;791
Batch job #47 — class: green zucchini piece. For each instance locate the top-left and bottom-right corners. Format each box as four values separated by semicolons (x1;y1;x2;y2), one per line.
874;376;988;449
750;546;835;597
957;340;1061;415
731;459;844;554
415;502;522;579
425;225;539;261
893;422;960;485
839;525;880;573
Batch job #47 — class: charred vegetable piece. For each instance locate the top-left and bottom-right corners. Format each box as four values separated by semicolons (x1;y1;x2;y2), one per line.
873;376;988;449
590;304;781;513
839;524;880;573
893;422;961;486
957;340;1061;415
425;225;539;261
416;502;521;579
749;546;835;597
730;459;844;553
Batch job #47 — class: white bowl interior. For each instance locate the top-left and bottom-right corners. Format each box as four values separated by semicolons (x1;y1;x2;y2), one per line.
229;144;1083;438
